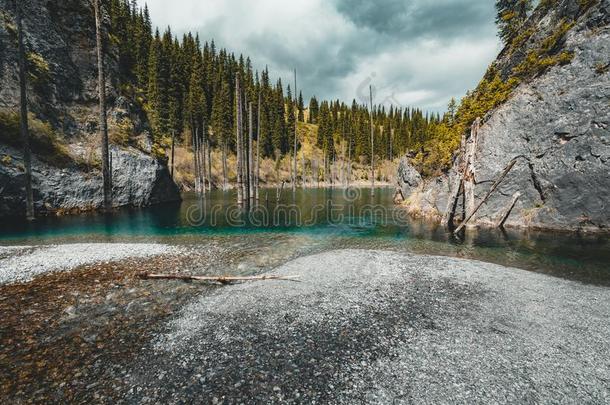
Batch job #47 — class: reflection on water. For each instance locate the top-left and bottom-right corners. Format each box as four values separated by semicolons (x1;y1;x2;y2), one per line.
1;188;609;285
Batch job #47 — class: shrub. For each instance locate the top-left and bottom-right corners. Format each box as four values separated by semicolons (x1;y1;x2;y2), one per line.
0;110;90;169
109;118;133;146
26;52;51;94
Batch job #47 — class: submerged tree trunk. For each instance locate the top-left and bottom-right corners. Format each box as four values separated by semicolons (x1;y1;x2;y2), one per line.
248;102;254;203
170;130;175;179
463;118;481;222
235;78;243;205
16;1;34;220
193;126;200;193
293;69;298;192
94;0;112;212
222;140;228;191
347;138;351;186
255;93;261;200
369;85;375;196
206;129;212;191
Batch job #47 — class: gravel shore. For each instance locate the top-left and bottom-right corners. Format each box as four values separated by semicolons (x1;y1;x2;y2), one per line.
125;249;610;404
0;243;175;285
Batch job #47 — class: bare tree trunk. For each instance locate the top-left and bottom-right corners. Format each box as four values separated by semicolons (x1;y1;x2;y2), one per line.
16;1;34;220
341;141;346;186
170;130;175;179
222;140;228;191
441;130;468;228
454;156;517;234
256;93;261;200
206;127;212;191
495;191;521;228
322;151;326;186
235;78;243;205
193;127;200;193
301;151;305;188
463;118;481;223
94;0;112;212
201;127;207;194
293;69;298;192
369;85;375;196
248;102;254;203
347;138;351;186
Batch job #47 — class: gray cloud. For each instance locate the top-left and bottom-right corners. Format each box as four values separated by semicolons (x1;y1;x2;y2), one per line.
335;0;496;41
139;0;500;112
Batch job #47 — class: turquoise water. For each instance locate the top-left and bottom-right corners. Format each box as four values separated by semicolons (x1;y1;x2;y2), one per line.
1;188;609;284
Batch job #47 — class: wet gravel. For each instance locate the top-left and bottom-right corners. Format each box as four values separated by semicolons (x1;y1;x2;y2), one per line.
0;244;176;285
1;245;608;404
121;249;610;404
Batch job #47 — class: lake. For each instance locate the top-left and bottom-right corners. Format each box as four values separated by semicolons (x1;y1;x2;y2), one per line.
1;187;609;285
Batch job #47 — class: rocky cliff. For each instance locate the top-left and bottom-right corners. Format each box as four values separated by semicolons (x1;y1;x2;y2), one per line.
0;0;180;218
398;0;610;232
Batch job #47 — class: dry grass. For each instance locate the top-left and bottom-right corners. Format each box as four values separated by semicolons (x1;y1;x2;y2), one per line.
169;121;398;190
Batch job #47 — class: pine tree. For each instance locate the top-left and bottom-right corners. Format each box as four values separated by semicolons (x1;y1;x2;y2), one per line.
496;0;533;45
297;91;304;122
308;96;319;124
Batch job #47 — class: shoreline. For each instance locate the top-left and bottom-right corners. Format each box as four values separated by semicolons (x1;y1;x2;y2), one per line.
1;248;607;403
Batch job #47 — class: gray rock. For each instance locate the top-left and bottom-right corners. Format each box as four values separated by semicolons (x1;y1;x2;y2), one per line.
401;0;610;232
0;143;180;217
0;0;180;216
396;157;422;197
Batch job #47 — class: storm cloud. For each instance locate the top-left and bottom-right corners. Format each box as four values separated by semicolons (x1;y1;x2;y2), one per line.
137;0;501;112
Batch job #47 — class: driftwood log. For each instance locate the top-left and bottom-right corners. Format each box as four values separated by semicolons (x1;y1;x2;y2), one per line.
139;274;300;284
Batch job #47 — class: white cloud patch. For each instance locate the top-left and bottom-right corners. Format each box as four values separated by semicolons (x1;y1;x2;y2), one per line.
138;0;501;112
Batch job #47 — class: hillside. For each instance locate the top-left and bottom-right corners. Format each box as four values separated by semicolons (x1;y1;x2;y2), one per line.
0;0;180;217
398;0;610;232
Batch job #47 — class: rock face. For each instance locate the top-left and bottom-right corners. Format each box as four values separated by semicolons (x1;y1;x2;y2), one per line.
399;0;610;232
0;0;180;217
0;143;180;217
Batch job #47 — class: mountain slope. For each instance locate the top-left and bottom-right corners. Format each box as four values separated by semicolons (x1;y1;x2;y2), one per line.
398;0;610;232
0;0;179;217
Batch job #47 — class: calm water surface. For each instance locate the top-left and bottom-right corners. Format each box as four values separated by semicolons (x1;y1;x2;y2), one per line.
1;188;609;285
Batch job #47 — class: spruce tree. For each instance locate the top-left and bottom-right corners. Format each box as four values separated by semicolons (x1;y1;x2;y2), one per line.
496;0;533;45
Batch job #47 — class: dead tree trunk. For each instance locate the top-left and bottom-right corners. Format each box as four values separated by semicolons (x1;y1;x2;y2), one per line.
193;127;200;193
16;1;34;220
301;151;306;188
256;93;261;200
454;157;518;234
94;0;112;212
201;125;207;194
495;191;521;228
236;78;243;205
207;135;212;191
293;69;298;192
170;130;175;179
347;138;351;187
369;85;375;196
463;118;481;222
222;140;228;191
441;120;474;228
248;102;254;202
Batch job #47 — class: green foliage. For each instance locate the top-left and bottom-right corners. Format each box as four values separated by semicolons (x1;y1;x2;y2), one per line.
496;0;533;45
512;19;575;78
109;118;134;146
26;52;51;94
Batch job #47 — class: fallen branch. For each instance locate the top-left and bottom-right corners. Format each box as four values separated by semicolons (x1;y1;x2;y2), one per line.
139;273;300;284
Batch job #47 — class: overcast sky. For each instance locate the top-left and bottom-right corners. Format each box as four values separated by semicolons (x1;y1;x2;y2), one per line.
137;0;501;113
